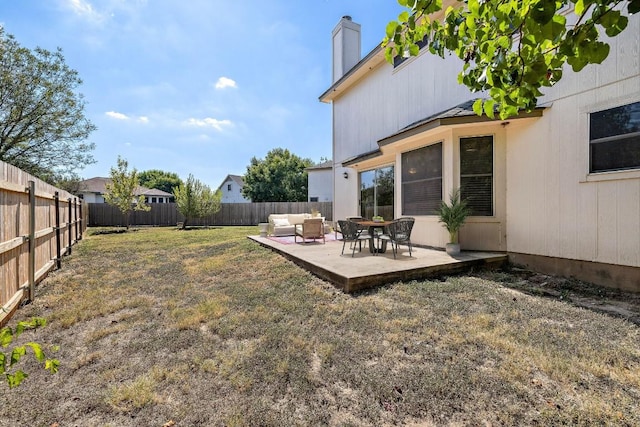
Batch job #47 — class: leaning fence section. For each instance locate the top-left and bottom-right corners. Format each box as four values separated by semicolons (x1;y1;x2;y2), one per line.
0;161;85;326
88;201;333;227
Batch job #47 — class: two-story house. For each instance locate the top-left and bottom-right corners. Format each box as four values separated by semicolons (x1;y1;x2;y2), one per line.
320;7;639;291
217;174;251;203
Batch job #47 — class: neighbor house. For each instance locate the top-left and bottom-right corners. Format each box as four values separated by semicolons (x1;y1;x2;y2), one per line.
217;174;251;203
320;6;639;291
306;160;333;202
77;177;173;203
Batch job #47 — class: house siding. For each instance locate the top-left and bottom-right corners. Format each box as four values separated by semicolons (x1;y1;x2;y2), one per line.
326;10;640;277
505;13;640;269
308;168;333;202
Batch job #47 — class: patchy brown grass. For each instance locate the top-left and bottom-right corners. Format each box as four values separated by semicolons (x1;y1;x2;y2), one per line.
1;227;639;426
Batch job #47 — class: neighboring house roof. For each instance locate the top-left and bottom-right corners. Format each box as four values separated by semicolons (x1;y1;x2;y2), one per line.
78;177;173;197
305;160;333;171
217;174;245;191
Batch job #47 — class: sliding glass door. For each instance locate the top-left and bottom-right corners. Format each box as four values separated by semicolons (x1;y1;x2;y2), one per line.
359;166;394;220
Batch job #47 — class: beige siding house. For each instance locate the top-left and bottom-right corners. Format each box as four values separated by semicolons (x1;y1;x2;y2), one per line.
320;7;639;291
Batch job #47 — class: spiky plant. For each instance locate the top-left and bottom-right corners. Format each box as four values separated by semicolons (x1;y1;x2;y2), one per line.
435;188;471;244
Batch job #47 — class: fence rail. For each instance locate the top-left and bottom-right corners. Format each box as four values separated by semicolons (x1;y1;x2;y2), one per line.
1;161;86;326
88;201;333;227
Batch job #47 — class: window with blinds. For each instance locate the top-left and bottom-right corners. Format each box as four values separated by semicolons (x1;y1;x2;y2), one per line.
590;101;640;173
401;143;442;215
460;136;493;216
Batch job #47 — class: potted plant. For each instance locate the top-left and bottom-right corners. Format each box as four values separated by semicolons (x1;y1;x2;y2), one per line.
435;187;471;255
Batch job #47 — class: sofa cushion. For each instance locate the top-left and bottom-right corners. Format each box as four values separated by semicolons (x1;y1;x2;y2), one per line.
272;218;290;227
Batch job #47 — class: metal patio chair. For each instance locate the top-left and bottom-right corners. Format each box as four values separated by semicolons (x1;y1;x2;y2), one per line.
377;217;415;258
337;220;369;257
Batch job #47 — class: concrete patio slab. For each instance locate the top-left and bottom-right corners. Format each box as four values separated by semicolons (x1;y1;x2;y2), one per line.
248;235;508;293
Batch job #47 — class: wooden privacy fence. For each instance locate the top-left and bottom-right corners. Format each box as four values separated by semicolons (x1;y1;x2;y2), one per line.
1;161;86;326
88;201;333;227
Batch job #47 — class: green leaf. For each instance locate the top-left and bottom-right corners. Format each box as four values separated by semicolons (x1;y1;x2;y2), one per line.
472;98;484;116
398;11;410;23
26;342;45;362
386;21;399;39
7;370;28;389
483;99;496;119
0;328;13;347
10;346;26;367
45;358;60;374
531;0;557;25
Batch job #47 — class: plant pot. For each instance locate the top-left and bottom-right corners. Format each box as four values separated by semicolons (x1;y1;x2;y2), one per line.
445;243;460;255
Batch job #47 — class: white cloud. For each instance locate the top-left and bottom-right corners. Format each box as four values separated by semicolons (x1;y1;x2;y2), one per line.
214;77;237;90
184;118;233;131
63;0;105;22
105;111;150;123
105;111;129;120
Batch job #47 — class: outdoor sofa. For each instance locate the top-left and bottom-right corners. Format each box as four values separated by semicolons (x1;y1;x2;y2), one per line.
268;213;330;236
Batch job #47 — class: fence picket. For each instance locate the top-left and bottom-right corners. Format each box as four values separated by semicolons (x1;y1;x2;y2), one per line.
1;161;86;326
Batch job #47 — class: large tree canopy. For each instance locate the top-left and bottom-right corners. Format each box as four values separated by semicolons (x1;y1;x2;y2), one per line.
384;0;639;119
0;28;96;181
138;169;183;195
242;148;313;202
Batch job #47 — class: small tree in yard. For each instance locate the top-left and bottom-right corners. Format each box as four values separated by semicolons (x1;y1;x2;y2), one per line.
173;174;221;229
104;156;150;229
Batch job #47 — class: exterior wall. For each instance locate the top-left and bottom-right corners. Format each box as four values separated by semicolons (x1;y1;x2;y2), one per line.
80;192;105;203
219;178;250;203
506;13;640;269
308;169;333;202
331;49;476;235
329;12;640;274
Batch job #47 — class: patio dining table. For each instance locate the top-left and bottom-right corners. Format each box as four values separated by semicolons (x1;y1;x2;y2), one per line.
354;220;394;254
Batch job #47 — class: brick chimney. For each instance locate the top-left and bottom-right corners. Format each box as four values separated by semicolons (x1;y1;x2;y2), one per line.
332;16;361;83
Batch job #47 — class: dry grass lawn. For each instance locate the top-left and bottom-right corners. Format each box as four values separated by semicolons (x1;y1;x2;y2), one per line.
1;227;639;426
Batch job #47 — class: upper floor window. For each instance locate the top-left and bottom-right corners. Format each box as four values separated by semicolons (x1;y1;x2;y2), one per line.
310;197;319;202
402;143;442;215
227;184;232;191
590;101;640;173
460;136;493;216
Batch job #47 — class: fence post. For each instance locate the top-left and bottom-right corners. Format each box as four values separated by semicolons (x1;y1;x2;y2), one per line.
68;197;72;255
55;192;62;269
74;198;79;242
27;180;36;302
78;201;83;240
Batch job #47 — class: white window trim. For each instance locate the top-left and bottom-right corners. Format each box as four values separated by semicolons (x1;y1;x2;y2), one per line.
580;93;640;183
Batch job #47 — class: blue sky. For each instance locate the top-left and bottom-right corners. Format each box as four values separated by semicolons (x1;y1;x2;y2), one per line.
2;0;406;189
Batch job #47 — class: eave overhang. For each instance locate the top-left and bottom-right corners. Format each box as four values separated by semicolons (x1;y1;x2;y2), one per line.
319;46;387;104
341;149;383;167
379;101;546;147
